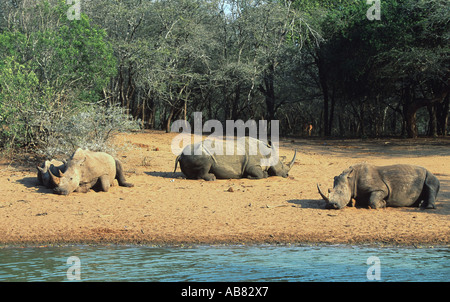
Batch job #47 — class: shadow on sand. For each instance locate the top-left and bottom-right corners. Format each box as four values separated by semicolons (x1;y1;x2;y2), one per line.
287;199;324;209
16;177;54;194
145;171;185;179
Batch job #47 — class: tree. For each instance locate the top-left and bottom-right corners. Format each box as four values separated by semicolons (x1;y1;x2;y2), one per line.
375;0;450;138
295;0;449;138
0;0;119;150
3;0;447;146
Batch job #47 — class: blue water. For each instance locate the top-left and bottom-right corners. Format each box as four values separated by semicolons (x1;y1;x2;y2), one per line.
0;244;448;282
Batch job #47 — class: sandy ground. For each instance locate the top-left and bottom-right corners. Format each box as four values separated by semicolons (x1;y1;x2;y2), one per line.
0;130;449;246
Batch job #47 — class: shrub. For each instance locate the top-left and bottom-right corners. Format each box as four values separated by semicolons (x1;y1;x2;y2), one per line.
0;56;49;150
0;1;119;155
40;104;141;158
0;57;138;157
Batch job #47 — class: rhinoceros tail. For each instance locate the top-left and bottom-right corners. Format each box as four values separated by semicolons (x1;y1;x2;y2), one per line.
115;159;134;187
174;155;181;173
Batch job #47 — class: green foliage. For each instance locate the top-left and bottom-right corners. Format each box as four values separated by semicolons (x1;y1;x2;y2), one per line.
0;56;49;149
1;0;448;148
53;13;116;96
0;0;120;152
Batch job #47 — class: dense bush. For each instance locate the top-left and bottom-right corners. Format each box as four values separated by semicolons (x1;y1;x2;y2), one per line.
0;56;52;149
0;56;139;156
40;105;140;158
0;0;128;156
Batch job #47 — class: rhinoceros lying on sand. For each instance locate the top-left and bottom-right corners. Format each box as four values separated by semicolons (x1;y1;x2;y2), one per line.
37;159;67;188
50;148;133;195
317;163;440;209
174;137;296;180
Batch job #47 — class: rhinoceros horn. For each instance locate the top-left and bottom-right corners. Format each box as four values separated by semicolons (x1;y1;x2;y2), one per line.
317;183;329;201
49;169;61;186
287;150;297;170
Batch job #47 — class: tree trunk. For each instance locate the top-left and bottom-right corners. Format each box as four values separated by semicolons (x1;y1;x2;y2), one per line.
403;86;449;138
404;104;419;138
148;97;156;129
436;94;449;136
165;109;174;133
328;86;336;136
316;55;330;137
165;105;183;133
258;63;276;126
427;104;437;137
231;84;241;121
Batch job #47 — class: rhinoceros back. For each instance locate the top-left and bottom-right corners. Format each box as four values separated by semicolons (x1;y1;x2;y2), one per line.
73;149;116;183
378;164;427;207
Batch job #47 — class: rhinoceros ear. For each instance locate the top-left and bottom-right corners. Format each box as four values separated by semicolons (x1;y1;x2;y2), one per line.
346;168;355;178
49;169;60;186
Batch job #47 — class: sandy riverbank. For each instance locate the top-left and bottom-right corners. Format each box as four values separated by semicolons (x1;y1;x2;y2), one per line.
0;131;449;246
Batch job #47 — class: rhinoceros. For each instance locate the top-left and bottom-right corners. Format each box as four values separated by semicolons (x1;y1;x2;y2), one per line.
50;148;133;195
317;163;440;209
174;137;296;180
37;159;67;188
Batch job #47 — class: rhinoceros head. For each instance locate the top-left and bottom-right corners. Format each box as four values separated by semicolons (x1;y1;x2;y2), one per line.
317;167;355;209
37;160;67;188
37;161;51;185
50;157;85;195
37;160;51;171
267;150;297;178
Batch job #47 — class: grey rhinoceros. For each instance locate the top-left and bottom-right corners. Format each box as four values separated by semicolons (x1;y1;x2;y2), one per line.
37;159;67;189
317;163;440;209
174;137;296;180
50;148;133;195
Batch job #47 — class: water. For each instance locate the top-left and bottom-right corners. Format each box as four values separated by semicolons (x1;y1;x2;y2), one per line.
0;244;448;282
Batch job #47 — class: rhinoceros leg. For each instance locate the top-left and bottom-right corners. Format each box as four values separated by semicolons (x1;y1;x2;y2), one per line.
421;173;439;209
368;191;388;209
202;173;216;181
99;175;111;192
195;164;216;181
181;160;216;181
190;169;216;181
76;183;93;193
245;165;268;179
115;159;134;187
75;178;102;193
